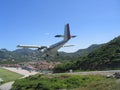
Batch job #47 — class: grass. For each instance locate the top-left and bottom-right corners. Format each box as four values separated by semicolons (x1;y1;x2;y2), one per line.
12;74;120;90
74;79;120;90
0;67;23;85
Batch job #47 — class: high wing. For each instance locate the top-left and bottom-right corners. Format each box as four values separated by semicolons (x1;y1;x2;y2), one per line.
17;45;48;50
17;23;76;57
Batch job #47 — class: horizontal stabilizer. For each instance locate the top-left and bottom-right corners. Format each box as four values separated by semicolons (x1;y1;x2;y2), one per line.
55;35;64;38
55;35;76;38
63;45;75;47
71;35;76;38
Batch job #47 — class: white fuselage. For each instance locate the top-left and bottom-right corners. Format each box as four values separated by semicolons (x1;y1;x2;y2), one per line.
43;39;69;56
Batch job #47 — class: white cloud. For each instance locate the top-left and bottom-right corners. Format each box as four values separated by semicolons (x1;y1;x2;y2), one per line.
45;33;50;35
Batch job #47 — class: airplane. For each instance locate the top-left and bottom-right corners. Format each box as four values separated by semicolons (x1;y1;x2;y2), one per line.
17;23;76;57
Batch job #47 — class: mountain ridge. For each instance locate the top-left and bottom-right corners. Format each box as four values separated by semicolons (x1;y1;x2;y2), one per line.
53;36;120;72
0;44;102;62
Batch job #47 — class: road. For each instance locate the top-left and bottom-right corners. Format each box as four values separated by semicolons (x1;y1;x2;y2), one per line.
68;70;120;76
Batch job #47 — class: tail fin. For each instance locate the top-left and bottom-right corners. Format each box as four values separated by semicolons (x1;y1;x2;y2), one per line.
64;24;71;40
54;23;76;40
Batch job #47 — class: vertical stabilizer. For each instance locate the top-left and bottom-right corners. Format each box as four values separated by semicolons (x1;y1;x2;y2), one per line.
64;24;71;40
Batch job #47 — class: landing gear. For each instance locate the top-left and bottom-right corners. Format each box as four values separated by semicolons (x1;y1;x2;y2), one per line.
46;54;49;57
43;54;49;60
57;53;59;56
38;48;41;51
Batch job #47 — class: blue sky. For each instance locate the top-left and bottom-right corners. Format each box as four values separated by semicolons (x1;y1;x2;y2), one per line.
0;0;120;52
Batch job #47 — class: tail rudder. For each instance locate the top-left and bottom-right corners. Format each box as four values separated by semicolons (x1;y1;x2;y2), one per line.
64;23;71;40
54;23;76;39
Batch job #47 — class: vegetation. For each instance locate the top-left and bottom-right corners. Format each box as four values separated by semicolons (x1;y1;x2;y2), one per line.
54;36;120;72
12;74;119;90
79;36;120;70
0;48;40;63
0;36;120;72
0;67;23;85
74;44;103;56
1;36;120;89
0;43;101;63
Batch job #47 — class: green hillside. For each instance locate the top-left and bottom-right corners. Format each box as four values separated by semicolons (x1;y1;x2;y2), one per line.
74;44;103;56
0;44;101;63
54;36;120;72
81;36;120;70
0;49;42;63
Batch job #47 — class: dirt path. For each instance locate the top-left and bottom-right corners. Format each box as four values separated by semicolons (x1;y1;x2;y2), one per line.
0;67;38;90
2;67;38;77
0;81;14;90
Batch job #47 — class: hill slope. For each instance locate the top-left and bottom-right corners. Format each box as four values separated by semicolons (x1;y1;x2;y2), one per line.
74;44;103;56
81;36;120;70
54;36;120;72
0;44;101;62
